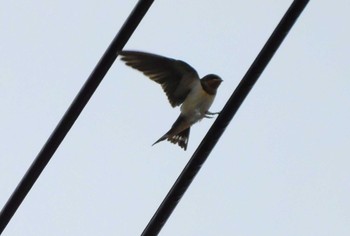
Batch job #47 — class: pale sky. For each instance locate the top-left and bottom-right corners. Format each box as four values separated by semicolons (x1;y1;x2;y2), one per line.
1;1;349;235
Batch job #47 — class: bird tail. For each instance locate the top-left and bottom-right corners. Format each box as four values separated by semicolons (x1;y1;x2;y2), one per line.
152;128;190;150
152;115;191;150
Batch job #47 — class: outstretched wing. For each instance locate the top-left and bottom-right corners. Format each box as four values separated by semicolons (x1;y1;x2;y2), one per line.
119;50;199;107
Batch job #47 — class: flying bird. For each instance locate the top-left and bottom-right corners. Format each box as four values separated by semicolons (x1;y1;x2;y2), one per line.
119;50;222;150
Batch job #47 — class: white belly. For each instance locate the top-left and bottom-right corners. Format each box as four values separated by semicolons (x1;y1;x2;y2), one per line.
180;83;215;125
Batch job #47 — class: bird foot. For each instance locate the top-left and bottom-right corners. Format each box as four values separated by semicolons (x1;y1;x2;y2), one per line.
204;111;220;118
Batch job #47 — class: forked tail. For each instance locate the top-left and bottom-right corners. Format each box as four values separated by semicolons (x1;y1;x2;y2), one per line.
152;115;191;150
152;128;190;150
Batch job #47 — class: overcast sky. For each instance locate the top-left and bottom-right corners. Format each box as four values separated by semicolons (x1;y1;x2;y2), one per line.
1;1;349;235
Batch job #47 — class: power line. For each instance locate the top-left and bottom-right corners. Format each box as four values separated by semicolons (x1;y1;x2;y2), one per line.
141;0;310;235
0;0;154;233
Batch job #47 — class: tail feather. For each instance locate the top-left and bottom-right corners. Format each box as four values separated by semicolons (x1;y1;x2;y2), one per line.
168;128;190;150
152;135;167;146
152;115;191;150
152;128;190;150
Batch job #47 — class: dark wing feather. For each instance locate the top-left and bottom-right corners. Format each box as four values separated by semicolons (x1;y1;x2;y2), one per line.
119;50;199;107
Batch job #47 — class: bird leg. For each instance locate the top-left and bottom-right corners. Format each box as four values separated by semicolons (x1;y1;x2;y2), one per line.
204;111;220;119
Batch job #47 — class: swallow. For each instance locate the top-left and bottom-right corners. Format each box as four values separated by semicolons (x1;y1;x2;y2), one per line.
119;50;222;150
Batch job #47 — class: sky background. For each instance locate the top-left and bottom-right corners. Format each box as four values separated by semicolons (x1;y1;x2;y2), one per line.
1;0;349;235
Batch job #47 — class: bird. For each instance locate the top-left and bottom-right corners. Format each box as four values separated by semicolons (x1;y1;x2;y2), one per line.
118;50;222;150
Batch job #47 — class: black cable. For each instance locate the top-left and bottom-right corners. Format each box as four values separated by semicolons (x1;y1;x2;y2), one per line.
0;0;154;233
141;0;310;235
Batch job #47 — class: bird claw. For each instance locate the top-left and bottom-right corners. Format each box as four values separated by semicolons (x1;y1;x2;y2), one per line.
204;111;220;119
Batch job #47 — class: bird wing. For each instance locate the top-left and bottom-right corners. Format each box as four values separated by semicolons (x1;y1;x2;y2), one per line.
119;50;199;107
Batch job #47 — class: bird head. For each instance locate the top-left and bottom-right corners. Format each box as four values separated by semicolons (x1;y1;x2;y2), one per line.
200;74;223;94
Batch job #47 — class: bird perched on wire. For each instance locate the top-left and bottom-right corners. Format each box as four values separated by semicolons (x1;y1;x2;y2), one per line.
119;50;222;150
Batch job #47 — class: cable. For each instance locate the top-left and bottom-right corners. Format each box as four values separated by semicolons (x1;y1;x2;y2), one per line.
0;0;154;233
141;0;310;235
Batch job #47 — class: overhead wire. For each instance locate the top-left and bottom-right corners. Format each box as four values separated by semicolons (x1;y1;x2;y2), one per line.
0;0;154;233
141;0;310;235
